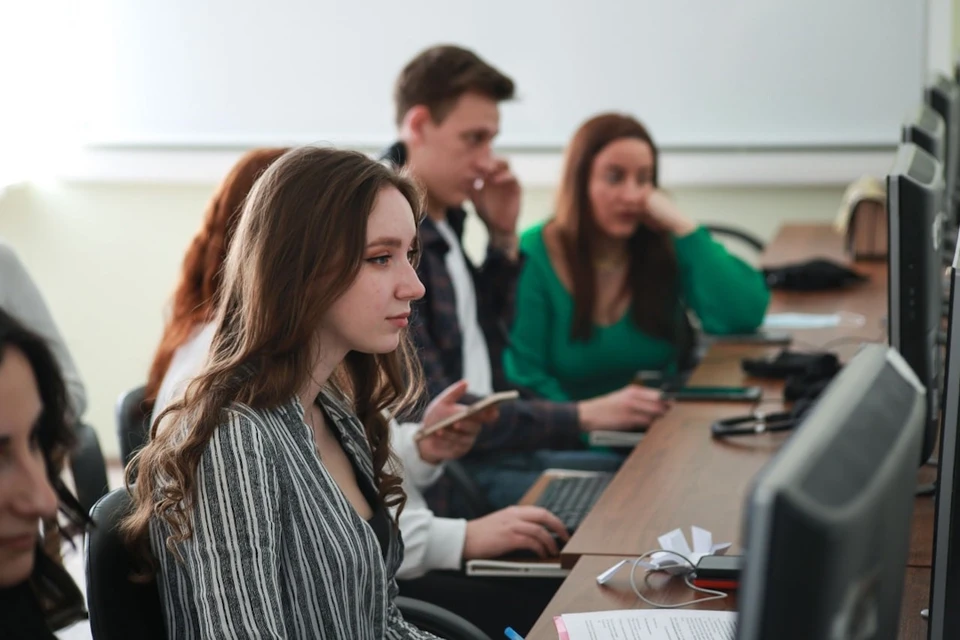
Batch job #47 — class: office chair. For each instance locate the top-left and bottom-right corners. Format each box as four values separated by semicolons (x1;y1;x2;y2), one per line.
396;597;492;640
85;487;166;640
703;224;766;252
87;488;492;640
70;421;109;515
115;385;150;468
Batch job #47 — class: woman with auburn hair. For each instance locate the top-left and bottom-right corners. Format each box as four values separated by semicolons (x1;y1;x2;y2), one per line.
145;147;289;424
505;113;769;428
123;147;440;638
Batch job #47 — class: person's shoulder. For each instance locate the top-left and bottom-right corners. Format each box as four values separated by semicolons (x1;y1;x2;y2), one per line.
209;401;285;455
0;237;24;271
519;221;548;250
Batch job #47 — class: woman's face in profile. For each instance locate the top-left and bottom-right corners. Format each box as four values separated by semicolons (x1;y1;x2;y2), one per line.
0;345;58;587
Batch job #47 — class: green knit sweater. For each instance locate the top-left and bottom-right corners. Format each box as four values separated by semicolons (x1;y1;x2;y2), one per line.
504;222;770;401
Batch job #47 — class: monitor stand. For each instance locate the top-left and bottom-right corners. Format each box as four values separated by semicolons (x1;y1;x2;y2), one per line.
917;455;939;496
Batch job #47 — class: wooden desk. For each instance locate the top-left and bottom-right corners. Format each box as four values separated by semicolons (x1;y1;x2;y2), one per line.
526;557;931;640
558;223;924;568
523;223;938;638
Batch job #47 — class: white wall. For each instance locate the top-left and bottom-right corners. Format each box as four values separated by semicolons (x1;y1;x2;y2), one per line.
0;0;953;460
0;181;842;459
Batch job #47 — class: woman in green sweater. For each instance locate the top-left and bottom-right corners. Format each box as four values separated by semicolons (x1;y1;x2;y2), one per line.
505;113;770;429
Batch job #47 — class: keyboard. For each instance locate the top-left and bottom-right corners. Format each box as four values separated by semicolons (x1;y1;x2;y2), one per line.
535;473;614;534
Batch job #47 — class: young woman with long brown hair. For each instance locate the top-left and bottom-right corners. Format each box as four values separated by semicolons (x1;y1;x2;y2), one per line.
123;147;440;638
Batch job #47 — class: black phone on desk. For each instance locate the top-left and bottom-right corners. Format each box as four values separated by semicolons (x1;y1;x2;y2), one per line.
662;385;762;402
692;555;741;590
709;330;792;346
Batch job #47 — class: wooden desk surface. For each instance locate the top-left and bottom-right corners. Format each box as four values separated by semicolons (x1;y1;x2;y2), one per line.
526;557;931;640
524;223;937;638
557;223;912;568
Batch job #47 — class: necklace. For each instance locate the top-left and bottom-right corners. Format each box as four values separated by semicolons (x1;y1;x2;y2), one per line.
594;254;628;271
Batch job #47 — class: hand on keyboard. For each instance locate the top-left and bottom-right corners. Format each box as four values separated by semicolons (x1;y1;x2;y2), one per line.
463;506;570;559
535;474;614;534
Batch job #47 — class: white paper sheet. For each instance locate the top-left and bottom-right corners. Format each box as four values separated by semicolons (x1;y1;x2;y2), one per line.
636;527;732;575
555;610;737;640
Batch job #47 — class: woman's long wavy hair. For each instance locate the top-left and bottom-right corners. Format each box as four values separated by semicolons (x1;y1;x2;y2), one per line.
554;113;684;345
122;147;425;569
144;148;289;412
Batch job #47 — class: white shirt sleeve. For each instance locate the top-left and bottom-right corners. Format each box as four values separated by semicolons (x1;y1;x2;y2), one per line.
0;240;87;421
395;479;467;580
150;322;216;427
388;418;444;490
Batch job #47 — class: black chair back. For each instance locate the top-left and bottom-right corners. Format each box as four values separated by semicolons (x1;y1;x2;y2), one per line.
85;487;166;640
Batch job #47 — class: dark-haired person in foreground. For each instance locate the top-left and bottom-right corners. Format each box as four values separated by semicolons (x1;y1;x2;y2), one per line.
0;307;92;639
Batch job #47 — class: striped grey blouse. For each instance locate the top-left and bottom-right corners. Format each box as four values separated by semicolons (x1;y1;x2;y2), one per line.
149;389;438;639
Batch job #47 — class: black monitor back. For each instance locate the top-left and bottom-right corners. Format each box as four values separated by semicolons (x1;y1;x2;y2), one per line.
887;142;945;464
925;75;960;219
928;235;960;639
903;104;947;168
736;345;926;640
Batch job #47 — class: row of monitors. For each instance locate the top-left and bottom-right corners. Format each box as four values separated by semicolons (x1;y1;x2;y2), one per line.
893;71;960;640
906;69;960;233
730;73;960;639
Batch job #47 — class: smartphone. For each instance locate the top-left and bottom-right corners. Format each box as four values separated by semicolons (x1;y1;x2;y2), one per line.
414;390;520;441
662;385;762;402
710;331;792;346
692;555;741;590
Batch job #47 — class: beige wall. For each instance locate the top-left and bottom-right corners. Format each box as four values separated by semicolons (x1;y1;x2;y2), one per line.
0;180;843;458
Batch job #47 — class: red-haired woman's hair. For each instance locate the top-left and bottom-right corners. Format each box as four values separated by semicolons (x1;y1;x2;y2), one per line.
144;148;288;410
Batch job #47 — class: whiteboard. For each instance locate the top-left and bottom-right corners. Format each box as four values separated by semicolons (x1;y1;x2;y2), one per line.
78;0;927;150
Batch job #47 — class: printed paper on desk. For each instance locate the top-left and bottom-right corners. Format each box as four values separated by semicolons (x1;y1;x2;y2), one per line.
554;610;737;640
637;526;731;575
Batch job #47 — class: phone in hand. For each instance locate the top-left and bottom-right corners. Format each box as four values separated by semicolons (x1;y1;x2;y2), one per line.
661;385;762;402
414;390;519;441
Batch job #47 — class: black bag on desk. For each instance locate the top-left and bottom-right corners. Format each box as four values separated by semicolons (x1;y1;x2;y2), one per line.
763;258;867;291
741;350;840;380
742;349;841;398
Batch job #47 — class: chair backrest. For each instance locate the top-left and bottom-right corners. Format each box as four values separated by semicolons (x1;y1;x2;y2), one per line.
703;223;766;268
69;422;109;515
396;596;492;640
115;385;150;468
703;223;765;252
85;487;166;640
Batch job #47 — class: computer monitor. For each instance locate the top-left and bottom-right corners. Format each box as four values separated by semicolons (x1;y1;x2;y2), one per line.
903;105;947;168
928;234;960;639
888;142;945;465
925;75;960;220
736;344;926;640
